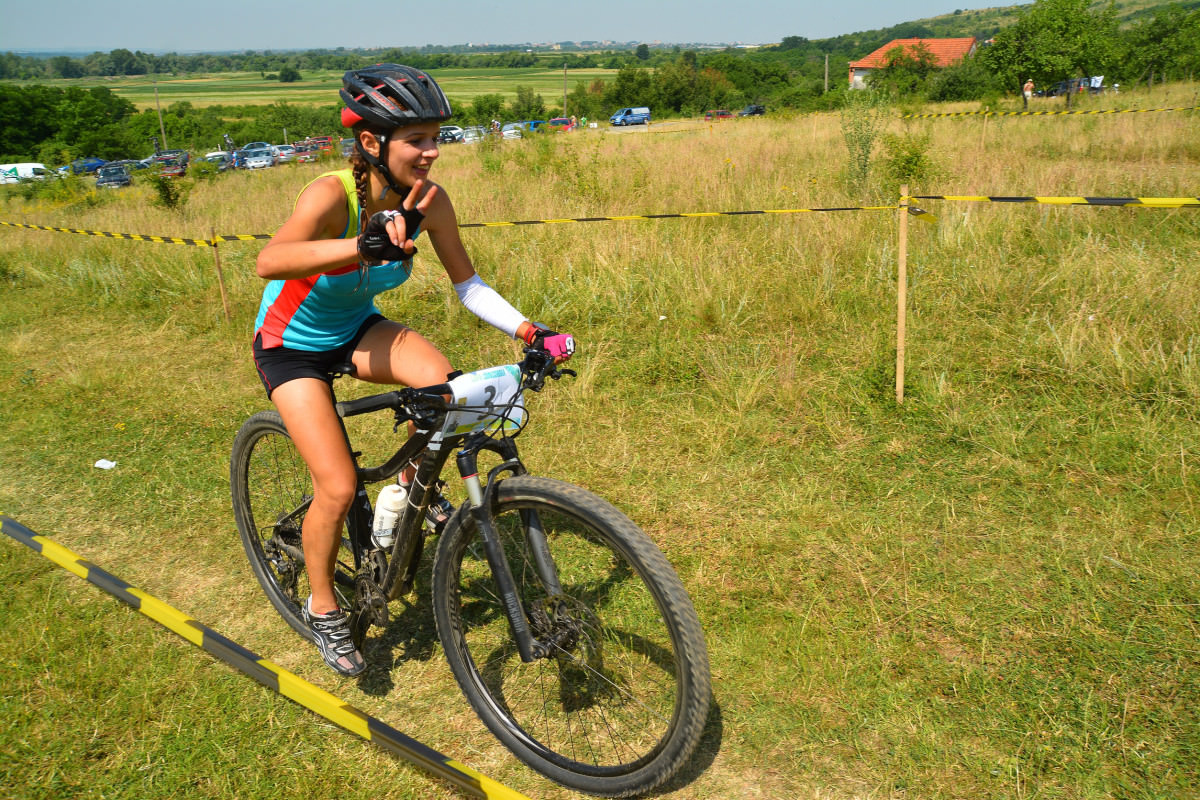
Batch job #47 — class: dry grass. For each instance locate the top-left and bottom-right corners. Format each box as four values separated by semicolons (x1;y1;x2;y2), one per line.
1;82;1198;799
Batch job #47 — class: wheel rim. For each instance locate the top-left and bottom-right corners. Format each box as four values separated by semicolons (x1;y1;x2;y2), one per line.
451;502;682;775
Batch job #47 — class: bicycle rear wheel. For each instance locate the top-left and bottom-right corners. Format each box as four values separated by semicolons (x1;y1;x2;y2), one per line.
431;476;711;797
230;410;357;641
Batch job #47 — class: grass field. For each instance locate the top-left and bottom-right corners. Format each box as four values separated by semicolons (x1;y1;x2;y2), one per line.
24;67;618;110
0;83;1198;799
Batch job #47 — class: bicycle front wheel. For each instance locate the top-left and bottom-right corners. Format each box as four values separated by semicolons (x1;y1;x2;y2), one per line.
230;411;357;641
431;476;711;797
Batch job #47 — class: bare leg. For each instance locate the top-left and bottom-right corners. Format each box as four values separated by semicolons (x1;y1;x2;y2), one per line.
269;377;357;616
352;321;454;484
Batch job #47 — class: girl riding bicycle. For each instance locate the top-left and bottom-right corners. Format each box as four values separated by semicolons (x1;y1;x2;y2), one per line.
252;64;573;676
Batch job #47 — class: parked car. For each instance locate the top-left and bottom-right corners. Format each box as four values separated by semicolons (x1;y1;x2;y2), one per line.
738;104;766;117
609;106;651;126
301;135;334;152
274;144;297;163
203;152;233;172
438;125;464;144
242;148;275;169
63;157;107;174
154;155;187;178
461;126;486;144
500;122;524;140
338;138;356;158
704;109;734;121
107;159;147;171
157;149;189;165
241;141;271;152
527;120;548;133
547;117;575;132
294;145;321;162
95;164;132;188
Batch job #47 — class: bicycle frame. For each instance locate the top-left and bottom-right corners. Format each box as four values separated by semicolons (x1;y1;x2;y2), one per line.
332;369;566;664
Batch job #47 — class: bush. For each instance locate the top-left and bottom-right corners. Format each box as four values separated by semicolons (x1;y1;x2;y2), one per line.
839;89;891;199
189;159;221;182
146;173;191;211
879;132;943;197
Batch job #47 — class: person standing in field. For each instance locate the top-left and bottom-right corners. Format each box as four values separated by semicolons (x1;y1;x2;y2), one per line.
251;64;574;676
1023;78;1034;110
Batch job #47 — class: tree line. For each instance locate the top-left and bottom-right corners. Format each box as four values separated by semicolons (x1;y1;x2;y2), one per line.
0;48;636;82
2;0;1197;164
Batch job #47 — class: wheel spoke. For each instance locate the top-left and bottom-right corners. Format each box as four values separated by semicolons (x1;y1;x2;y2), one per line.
435;481;705;784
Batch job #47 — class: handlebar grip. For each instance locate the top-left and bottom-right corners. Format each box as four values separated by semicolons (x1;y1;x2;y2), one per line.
410;383;451;399
336;391;401;418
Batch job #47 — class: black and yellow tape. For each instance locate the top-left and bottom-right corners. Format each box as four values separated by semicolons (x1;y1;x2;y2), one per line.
902;105;1199;119
457;204;931;228
0;515;530;800
2;204;932;244
0;219;213;246
909;195;1200;208
212;233;273;242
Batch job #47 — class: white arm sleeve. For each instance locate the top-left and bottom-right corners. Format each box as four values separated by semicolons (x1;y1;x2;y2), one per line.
453;274;526;338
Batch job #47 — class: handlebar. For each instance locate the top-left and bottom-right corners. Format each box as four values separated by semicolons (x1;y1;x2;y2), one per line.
335;345;574;424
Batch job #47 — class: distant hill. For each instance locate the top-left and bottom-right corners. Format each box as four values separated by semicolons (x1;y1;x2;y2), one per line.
831;0;1200;45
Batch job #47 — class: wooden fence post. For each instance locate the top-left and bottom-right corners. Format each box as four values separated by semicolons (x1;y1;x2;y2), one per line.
896;185;909;405
210;228;231;322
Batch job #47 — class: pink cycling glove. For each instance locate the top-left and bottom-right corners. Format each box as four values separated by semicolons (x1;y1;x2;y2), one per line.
541;333;575;359
522;325;575;359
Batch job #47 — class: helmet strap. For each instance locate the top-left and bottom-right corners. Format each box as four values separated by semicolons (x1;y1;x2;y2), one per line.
355;133;406;201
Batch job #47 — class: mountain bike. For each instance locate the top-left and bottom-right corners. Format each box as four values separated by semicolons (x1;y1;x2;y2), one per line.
230;345;712;797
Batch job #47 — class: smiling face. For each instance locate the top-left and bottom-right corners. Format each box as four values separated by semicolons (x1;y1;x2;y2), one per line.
358;122;441;189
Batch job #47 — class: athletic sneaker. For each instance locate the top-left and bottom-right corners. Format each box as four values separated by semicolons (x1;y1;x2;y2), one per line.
303;597;365;676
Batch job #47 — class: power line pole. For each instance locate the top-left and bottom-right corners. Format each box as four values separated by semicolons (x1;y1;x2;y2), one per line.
824;53;829;94
154;79;167;150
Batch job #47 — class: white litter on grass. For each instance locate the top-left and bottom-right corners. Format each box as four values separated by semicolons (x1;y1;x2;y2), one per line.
94;459;116;470
659;316;667;321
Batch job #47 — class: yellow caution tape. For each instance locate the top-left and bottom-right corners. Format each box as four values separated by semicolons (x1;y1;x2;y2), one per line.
910;195;1199;208
902;106;1199;119
0;515;530;800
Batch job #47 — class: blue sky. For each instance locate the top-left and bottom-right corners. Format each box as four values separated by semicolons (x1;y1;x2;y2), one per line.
1;1;1021;53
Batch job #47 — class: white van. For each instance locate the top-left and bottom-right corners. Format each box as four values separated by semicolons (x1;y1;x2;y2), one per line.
0;162;51;184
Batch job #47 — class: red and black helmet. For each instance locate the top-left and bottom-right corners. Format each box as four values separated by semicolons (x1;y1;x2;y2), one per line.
340;64;452;130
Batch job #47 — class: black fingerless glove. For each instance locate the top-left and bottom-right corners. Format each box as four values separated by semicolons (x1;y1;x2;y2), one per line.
358;208;424;264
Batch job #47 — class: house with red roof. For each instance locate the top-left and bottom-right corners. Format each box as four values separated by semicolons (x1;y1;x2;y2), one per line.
849;37;978;88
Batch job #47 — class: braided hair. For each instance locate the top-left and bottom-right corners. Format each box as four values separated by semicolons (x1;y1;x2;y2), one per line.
349;144;371;236
347;140;372;289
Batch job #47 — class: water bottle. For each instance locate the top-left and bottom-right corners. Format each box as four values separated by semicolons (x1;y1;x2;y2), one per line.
371;481;408;549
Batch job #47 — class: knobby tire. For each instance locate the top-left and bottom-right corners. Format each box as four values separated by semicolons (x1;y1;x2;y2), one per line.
431;476;712;797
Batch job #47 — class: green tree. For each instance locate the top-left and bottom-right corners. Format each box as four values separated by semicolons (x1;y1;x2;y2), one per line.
47;56;84;79
1123;4;1200;83
868;42;938;96
635;44;651;61
982;0;1119;94
468;93;505;126
278;65;302;83
509;85;547;120
925;53;1004;102
603;65;655;108
108;48;144;76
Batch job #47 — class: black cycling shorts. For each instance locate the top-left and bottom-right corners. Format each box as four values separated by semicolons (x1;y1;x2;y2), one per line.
253;314;385;398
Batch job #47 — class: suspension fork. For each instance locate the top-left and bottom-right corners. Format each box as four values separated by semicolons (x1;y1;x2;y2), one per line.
456;442;563;662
